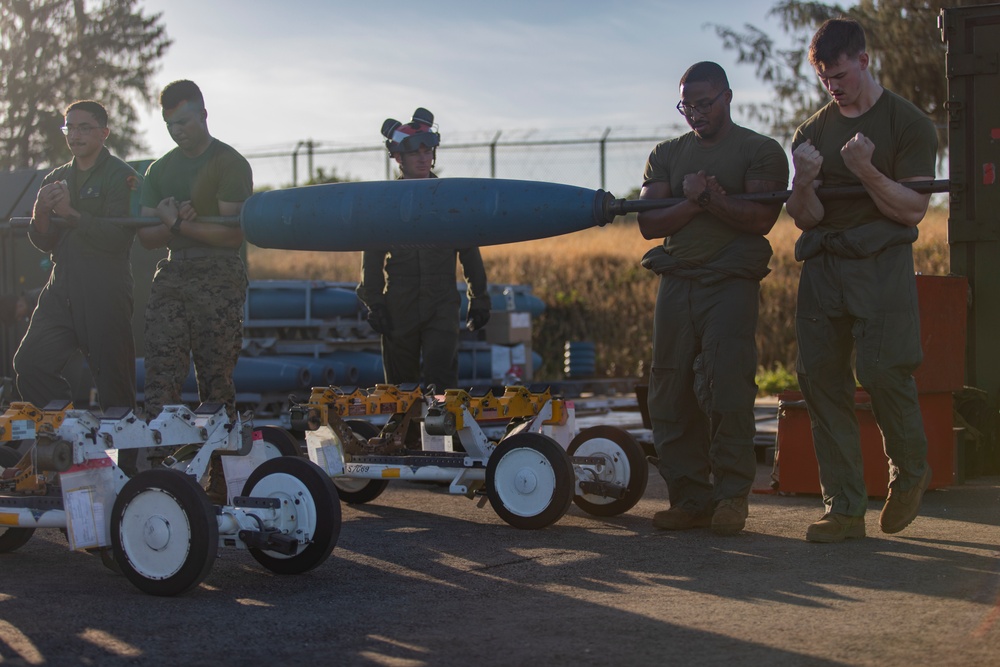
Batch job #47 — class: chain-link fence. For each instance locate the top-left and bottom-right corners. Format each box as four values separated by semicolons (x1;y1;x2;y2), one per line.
242;128;683;197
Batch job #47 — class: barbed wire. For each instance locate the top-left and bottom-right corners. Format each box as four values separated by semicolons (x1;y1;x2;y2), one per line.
239;125;689;197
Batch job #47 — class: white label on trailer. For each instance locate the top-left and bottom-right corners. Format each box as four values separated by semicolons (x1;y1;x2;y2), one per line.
64;487;102;550
305;426;345;476
10;420;35;440
318;445;345;475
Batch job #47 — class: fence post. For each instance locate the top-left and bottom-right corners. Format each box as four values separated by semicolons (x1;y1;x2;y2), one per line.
292;140;305;186
489;131;502;178
599;127;611;190
306;140;316;183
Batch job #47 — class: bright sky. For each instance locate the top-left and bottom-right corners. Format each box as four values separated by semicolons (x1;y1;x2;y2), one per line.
134;0;792;188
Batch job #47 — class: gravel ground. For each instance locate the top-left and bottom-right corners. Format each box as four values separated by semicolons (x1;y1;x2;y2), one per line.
1;459;997;667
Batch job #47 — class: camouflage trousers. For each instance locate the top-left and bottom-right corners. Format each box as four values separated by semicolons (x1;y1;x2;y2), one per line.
142;255;247;420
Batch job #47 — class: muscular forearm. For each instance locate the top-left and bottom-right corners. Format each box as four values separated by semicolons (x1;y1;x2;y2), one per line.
637;200;701;239
786;185;825;230
857;171;932;227
137;205;172;248
701;193;781;236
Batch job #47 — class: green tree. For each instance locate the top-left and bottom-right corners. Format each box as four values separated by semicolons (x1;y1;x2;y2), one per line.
712;0;995;148
0;0;171;171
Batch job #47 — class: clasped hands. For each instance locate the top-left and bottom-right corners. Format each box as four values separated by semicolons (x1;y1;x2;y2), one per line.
34;180;76;221
681;170;726;203
155;197;197;229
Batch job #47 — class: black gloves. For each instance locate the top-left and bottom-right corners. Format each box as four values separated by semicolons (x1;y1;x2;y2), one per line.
466;306;491;332
367;306;392;335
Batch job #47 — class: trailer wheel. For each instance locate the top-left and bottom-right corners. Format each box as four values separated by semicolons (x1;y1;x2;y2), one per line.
332;420;389;504
254;425;303;458
111;469;217;596
486;432;574;529
568;426;649;517
0;445;33;553
241;456;341;575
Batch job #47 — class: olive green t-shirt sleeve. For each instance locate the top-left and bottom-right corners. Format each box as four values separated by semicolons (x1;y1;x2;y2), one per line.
642;141;672;187
140;160;163;210
216;152;253;203
747;139;790;185
893;115;938;179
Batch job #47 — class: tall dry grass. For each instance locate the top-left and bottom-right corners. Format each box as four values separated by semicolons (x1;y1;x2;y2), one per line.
246;207;951;380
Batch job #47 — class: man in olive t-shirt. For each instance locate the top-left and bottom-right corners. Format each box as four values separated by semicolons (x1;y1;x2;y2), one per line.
132;80;252;487
787;19;938;543
637;62;788;536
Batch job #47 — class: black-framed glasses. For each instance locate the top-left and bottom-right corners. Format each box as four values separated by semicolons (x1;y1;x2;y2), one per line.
676;89;730;117
60;124;101;135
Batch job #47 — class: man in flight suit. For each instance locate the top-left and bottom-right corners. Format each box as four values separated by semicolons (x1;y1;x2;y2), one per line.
14;100;140;412
357;108;491;391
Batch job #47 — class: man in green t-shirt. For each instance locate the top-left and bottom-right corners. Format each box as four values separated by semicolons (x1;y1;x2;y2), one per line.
786;19;938;543
638;62;788;536
14;100;139;412
133;80;252;487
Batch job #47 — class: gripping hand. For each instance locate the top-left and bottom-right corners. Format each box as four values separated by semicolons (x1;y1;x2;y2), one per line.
466;307;491;332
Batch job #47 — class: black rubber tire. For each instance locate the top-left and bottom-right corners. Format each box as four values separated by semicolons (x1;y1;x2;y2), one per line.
567;425;649;517
332;419;389;504
254;425;303;458
0;445;34;553
111;469;218;596
241;456;341;575
486;432;575;529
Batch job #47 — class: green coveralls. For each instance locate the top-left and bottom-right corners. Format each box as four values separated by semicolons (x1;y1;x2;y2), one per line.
641;125;788;512
358;245;489;391
14;147;139;410
643;239;772;510
792;89;938;516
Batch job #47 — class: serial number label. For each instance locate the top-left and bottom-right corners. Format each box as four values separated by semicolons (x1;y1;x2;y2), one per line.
10;420;35;440
345;464;371;474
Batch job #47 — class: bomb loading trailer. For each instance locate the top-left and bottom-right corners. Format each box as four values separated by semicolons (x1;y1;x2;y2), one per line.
0;401;339;596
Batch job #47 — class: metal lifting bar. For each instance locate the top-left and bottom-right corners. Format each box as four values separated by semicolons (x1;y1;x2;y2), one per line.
3;178;951;230
605;179;951;216
4;215;239;228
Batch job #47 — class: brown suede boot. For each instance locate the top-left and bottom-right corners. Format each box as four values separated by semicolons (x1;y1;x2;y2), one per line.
880;467;932;534
711;498;749;536
806;513;866;543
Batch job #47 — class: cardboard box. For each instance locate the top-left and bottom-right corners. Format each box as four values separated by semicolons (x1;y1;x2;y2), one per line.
485;311;532;345
490;343;533;383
